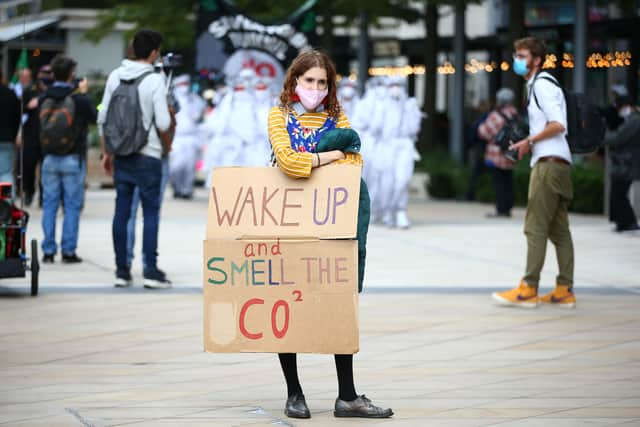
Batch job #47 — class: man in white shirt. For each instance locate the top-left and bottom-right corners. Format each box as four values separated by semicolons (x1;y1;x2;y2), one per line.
492;36;575;308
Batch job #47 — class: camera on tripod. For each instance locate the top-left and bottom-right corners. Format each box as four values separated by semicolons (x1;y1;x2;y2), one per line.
155;53;183;70
154;53;184;114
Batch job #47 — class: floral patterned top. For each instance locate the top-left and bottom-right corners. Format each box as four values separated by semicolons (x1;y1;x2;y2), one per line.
286;112;337;153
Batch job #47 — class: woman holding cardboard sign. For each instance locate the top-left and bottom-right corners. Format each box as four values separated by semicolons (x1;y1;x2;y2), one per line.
268;49;392;419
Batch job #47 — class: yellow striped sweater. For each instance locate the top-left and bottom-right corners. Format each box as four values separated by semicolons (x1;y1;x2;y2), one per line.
268;106;363;178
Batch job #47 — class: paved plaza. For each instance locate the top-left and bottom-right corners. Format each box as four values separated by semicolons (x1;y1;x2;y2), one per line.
1;186;639;426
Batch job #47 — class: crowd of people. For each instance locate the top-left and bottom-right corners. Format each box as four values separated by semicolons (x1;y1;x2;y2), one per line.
0;30;638;290
1;54;97;265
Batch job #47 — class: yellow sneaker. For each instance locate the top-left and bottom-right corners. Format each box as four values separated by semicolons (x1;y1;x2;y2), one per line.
492;282;538;308
539;285;576;308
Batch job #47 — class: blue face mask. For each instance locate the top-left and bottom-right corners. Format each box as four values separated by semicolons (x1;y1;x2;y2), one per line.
513;58;529;76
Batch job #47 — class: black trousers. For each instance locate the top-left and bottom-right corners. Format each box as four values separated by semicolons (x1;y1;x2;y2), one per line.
465;144;487;201
14;138;41;199
278;353;357;401
491;167;514;215
609;178;638;228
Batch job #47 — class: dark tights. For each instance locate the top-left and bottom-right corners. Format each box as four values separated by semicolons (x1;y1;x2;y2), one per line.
278;353;357;401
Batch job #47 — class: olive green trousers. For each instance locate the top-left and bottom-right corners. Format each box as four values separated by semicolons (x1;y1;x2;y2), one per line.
523;161;574;288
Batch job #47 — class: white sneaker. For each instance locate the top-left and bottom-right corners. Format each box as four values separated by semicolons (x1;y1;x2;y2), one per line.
395;211;410;229
114;271;132;288
143;278;172;289
114;277;132;288
143;269;172;289
382;211;394;228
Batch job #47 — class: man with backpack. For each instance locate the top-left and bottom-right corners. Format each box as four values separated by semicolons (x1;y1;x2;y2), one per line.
492;36;576;308
98;29;174;289
39;54;97;264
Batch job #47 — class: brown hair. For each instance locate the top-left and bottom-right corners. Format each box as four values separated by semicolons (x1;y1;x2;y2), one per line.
278;49;341;118
514;36;547;66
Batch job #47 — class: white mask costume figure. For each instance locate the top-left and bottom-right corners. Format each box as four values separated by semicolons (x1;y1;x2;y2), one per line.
203;68;258;187
247;76;276;166
374;75;423;229
337;78;359;120
351;77;388;222
168;74;206;199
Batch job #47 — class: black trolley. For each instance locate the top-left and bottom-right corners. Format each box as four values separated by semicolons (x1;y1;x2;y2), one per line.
0;182;39;296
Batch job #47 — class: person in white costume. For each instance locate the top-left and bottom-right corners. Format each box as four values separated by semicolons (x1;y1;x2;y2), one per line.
338;78;359;120
351;77;387;222
247;76;276;166
202;68;257;186
168;74;205;199
375;75;422;229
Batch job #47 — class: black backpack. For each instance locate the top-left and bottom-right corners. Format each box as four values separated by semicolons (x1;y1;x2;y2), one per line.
530;73;605;154
103;72;152;156
39;95;76;155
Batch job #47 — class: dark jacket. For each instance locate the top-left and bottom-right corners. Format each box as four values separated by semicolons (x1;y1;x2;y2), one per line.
604;111;640;181
41;83;97;157
21;85;44;145
317;128;370;293
0;83;21;142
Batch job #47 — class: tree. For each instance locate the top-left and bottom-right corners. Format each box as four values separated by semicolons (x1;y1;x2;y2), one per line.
84;0;198;51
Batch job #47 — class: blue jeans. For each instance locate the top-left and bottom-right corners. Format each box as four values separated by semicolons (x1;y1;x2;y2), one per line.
113;154;162;273
0;143;15;198
126;157;169;268
41;154;86;255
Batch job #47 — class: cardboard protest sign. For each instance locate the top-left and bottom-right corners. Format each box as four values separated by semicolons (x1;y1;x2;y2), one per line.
206;165;361;240
204;164;362;354
203;238;359;354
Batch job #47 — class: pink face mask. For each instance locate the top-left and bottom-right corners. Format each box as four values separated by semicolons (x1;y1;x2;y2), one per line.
295;81;328;111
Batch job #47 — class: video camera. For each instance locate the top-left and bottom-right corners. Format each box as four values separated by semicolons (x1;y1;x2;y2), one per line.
155;53;183;70
153;53;184;114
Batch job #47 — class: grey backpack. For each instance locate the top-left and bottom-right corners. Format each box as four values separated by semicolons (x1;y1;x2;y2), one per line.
104;71;152;156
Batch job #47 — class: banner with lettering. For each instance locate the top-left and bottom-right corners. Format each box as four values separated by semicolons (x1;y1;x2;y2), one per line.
196;0;317;88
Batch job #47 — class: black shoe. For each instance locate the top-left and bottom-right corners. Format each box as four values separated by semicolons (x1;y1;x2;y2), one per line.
115;269;133;288
616;224;640;233
486;212;511;218
42;253;54;263
62;253;83;263
24;193;33;207
334;395;393;418
284;393;310;419
143;268;172;289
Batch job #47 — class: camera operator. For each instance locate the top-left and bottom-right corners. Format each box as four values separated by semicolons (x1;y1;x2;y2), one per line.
98;29;174;289
492;36;575;308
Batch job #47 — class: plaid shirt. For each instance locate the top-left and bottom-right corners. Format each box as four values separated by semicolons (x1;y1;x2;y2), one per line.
478;105;518;170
